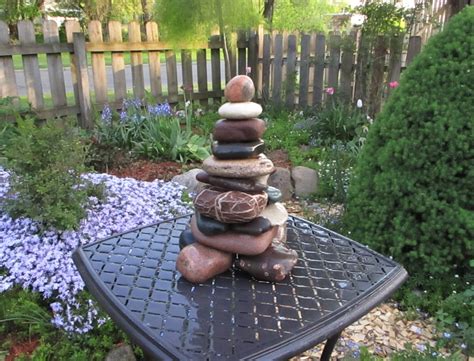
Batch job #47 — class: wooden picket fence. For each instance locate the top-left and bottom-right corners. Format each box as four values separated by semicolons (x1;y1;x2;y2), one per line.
0;19;424;128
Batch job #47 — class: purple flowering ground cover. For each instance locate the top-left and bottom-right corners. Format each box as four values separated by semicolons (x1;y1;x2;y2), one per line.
0;169;191;333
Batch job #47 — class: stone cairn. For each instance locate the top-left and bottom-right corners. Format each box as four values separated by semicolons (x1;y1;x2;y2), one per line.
176;75;298;284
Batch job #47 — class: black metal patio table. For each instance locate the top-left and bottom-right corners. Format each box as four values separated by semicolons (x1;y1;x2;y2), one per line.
72;214;407;360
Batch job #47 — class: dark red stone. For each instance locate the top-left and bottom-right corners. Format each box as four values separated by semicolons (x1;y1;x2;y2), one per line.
213;118;266;143
237;241;298;282
176;243;233;283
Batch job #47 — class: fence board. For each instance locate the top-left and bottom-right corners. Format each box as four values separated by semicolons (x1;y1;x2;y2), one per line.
210;35;222;103
129;22;145;99
73;33;92;129
262;34;271;102
328;34;341;91
313;34;325;107
238;31;247;75
340;32;356;103
197;49;208;107
43;21;67;107
299;34;311;107
181;49;193;99
18;20;43;109
406;36;422;66
65;20;81;108
247;31;258;94
368;36;388;117
0;21;18;99
89;21;107;104
387;35;403;96
285;35;297;109
229;33;237;80
271;34;283;105
108;21;127;102
165;50;178;103
146;21;162;99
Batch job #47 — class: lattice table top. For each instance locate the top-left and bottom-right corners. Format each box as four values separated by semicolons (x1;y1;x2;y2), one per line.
73;215;407;360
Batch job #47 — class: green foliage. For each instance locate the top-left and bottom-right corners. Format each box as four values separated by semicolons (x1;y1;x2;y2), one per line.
2;118;97;230
0;0;42;24
0;288;131;361
95;101;210;163
271;0;336;32
344;6;474;276
356;345;464;360
154;0;261;46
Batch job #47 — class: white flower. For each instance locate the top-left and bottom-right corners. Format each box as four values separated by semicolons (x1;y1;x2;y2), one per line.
185;100;191;108
357;99;363;108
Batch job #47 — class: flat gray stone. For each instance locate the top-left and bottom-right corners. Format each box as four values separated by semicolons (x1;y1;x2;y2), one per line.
171;168;204;194
268;167;293;201
105;345;136;361
291;166;318;197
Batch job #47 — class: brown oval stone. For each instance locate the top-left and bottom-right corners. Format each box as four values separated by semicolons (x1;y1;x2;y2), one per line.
202;155;274;179
196;171;268;192
194;187;268;223
224;75;255;102
213;118;266;143
190;216;277;255
176;243;233;283
237;241;298;282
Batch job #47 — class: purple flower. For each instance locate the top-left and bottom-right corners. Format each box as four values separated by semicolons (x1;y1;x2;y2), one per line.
0;168;192;333
101;104;112;125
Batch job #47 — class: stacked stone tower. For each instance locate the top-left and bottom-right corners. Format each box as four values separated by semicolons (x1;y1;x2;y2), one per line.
176;75;298;284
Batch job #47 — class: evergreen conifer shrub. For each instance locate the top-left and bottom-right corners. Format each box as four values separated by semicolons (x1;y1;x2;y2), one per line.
344;7;474;276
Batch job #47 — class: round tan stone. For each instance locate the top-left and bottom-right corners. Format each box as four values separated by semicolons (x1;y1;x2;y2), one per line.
194;187;268;223
202;155;274;179
260;203;288;226
224;75;255;102
176;243;233;283
190;216;277;256
218;102;262;119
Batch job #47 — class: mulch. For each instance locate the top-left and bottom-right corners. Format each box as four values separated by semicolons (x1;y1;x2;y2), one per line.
108;160;183;182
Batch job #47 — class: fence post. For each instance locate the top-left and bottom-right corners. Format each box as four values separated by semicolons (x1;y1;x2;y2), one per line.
72;33;93;129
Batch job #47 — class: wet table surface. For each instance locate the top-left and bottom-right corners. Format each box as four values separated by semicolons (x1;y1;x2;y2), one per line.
73;214;407;360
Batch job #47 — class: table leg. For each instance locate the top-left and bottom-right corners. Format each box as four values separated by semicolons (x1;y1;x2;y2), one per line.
320;331;342;361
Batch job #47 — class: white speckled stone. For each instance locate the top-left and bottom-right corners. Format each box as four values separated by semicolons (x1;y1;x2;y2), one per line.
218;102;263;119
202;155;274;179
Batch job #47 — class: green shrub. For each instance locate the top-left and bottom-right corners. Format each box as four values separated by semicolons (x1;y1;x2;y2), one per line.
344;7;474;276
2;118;96;230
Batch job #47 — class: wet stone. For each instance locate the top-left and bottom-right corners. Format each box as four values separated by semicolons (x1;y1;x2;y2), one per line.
212;140;265;160
195;211;229;236
191;216;277;256
265;186;282;204
196;171;268;192
231;217;272;236
224;75;255;102
237;241;298;282
179;229;197;250
194;187;267;223
213;118;266;143
176;243;233;284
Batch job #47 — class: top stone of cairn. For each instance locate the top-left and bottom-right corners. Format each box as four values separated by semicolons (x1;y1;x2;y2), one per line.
224;75;255;102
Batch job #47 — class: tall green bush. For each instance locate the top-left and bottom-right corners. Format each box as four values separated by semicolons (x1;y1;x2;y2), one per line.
3;118;95;230
344;7;474;276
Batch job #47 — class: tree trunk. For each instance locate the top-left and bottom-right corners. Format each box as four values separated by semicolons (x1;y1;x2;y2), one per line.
215;0;231;81
263;0;275;28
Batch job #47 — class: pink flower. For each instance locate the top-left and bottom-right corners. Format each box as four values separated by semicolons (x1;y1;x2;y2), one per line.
389;81;399;89
325;87;335;95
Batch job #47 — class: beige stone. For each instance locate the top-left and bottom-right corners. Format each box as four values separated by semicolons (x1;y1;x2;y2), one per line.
218;102;262;119
260;203;288;226
202;154;274;179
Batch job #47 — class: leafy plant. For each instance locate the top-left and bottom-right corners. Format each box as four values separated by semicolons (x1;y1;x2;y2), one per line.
2;117;97;230
95;99;210;163
345;6;474;276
